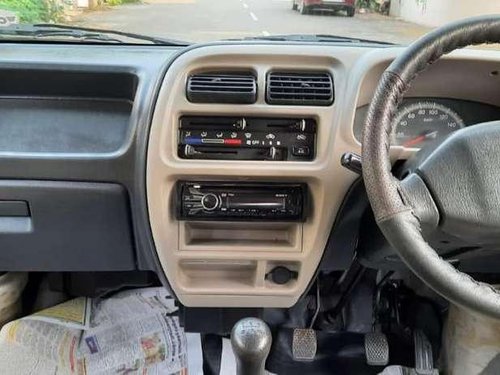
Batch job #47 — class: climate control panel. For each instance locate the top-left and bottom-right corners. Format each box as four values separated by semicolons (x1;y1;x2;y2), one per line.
178;116;316;161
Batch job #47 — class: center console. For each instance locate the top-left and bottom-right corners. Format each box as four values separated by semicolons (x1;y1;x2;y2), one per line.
146;44;359;309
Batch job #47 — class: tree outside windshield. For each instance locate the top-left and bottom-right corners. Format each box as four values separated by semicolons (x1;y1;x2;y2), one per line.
0;0;498;45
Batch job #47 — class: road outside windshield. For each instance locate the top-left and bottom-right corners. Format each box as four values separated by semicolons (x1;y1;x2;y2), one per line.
0;0;498;45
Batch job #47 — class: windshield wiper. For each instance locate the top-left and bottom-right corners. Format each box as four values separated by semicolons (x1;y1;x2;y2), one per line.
233;33;395;45
0;24;189;46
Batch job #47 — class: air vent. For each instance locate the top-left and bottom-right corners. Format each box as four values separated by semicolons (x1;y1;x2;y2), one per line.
187;72;257;104
266;72;334;106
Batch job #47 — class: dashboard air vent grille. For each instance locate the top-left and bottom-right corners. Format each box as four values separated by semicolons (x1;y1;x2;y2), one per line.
187;72;257;104
266;72;334;106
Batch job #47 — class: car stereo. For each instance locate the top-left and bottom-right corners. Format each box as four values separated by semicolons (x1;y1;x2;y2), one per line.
176;181;307;221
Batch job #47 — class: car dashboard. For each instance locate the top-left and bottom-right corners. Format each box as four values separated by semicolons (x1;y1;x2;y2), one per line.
0;41;498;309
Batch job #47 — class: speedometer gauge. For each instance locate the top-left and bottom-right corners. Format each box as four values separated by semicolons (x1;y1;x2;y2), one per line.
393;102;465;148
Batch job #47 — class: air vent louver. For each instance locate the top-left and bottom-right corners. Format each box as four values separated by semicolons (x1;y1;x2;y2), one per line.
266;72;334;106
187;72;257;104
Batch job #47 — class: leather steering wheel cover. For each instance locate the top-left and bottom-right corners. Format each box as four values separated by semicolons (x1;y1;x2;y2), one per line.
362;15;500;318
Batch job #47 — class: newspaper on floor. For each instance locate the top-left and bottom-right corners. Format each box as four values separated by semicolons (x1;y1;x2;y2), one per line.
0;287;197;375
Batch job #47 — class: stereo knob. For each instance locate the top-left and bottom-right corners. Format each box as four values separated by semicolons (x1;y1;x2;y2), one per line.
201;193;220;211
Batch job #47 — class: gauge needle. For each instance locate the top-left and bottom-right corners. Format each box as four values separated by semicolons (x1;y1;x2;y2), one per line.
402;130;438;148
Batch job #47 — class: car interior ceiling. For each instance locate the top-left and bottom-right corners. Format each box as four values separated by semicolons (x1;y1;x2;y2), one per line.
0;11;499;375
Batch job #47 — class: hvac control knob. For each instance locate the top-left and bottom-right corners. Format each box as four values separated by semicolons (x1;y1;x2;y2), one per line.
201;193;220;211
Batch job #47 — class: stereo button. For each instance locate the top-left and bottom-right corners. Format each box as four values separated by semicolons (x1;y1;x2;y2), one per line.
201;193;220;211
292;146;310;157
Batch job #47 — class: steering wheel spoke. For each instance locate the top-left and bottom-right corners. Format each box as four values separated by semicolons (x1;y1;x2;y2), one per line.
400;173;439;232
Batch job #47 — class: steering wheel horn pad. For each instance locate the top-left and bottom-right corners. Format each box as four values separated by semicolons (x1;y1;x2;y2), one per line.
417;121;500;243
362;15;500;318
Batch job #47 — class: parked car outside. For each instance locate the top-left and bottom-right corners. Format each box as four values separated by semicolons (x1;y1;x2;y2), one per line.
292;0;356;16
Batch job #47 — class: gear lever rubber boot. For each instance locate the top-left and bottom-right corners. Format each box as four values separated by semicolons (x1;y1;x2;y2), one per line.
230;318;272;375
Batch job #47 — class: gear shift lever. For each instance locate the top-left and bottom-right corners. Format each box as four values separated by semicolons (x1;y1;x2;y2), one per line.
230;318;272;375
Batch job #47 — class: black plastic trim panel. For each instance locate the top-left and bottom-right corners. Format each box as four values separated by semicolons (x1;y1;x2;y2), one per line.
0;44;182;275
0;180;135;272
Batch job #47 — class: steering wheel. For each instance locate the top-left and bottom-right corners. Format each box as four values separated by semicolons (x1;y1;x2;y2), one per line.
362;15;500;318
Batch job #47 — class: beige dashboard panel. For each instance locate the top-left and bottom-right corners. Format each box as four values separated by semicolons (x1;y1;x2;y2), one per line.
146;44;366;307
147;43;500;308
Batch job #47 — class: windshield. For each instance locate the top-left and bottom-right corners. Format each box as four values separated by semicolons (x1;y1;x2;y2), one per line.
0;0;498;46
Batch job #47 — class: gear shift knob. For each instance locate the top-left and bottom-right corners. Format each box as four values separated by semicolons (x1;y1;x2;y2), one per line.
231;317;272;375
